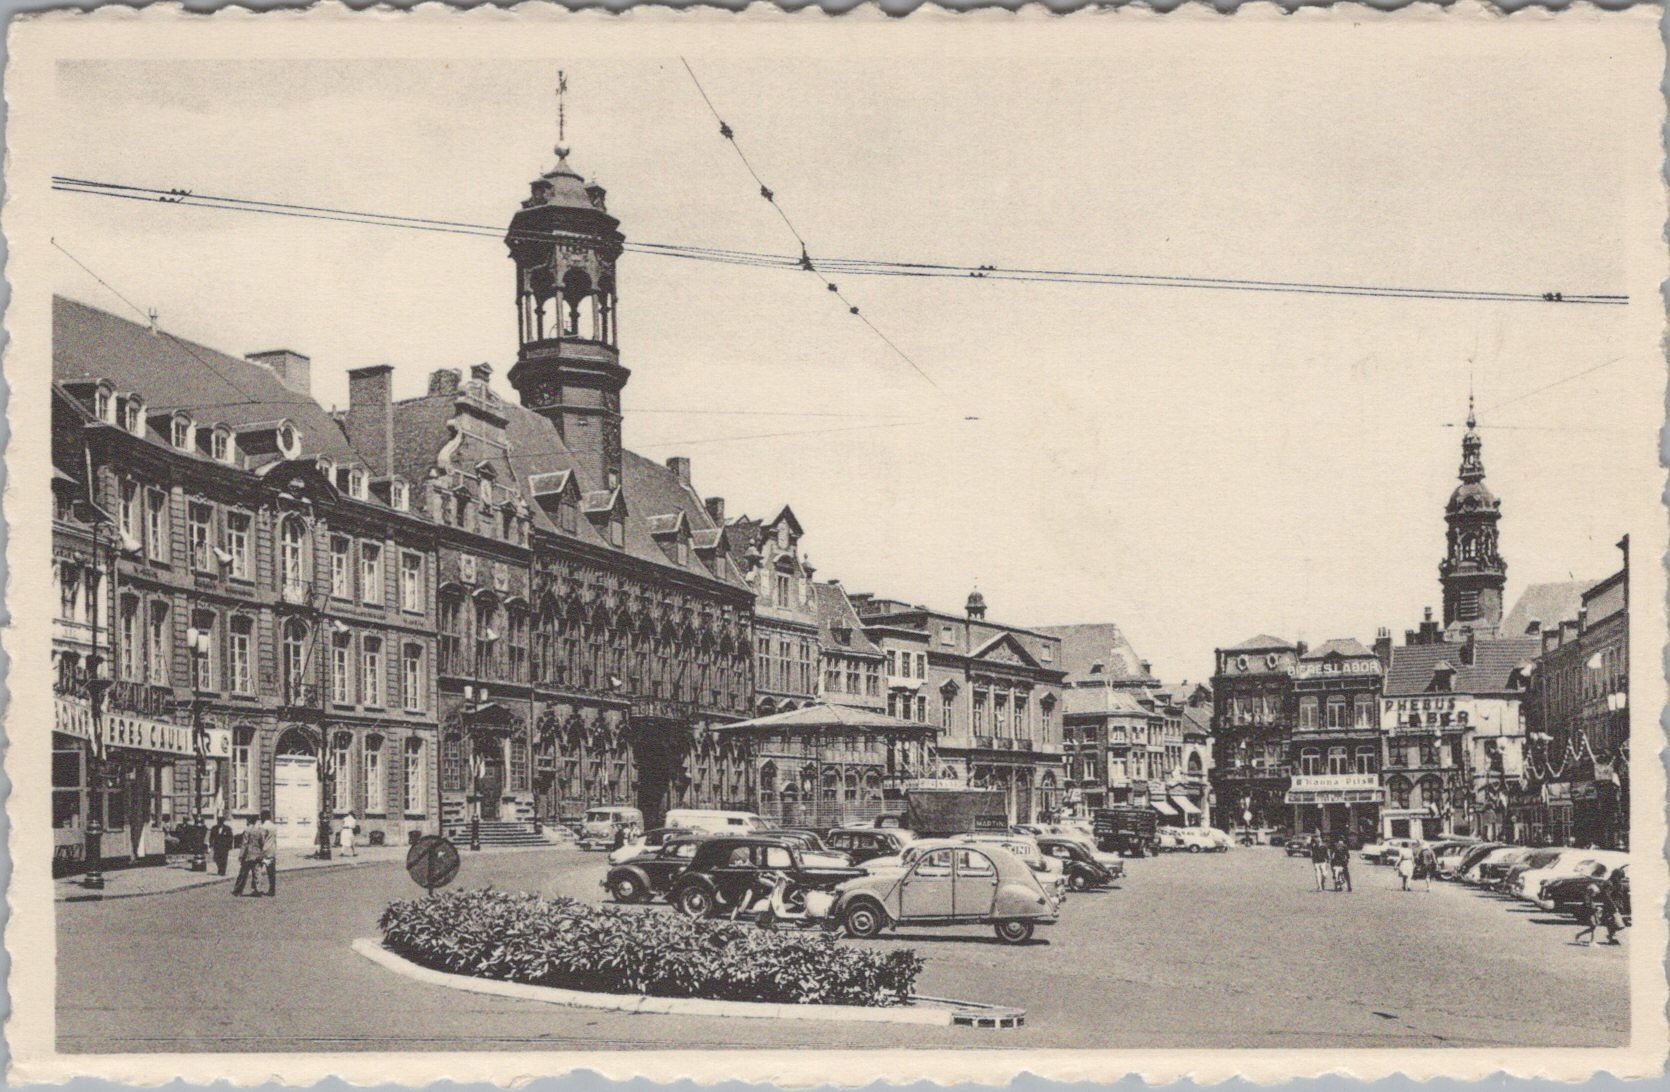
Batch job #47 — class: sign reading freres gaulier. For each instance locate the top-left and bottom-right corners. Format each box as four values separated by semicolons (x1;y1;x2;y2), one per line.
54;696;231;758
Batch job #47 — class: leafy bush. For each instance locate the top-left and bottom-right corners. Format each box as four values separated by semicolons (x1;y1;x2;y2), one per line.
378;889;925;1007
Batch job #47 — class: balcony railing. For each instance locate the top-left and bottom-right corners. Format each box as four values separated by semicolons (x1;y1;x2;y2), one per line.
109;680;176;718
629;695;696;722
281;680;321;708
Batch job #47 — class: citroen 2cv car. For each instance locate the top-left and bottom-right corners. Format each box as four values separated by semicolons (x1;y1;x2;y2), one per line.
830;839;1060;944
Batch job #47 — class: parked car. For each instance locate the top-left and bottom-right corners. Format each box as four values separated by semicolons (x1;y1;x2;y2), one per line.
1286;833;1323;858
1361;837;1420;865
823;827;908;865
1431;840;1491;879
663;809;768;836
665;836;866;920
1447;841;1507;881
1461;845;1526;886
1013;823;1098;853
831;840;1060;943
1531;856;1628;911
607;825;693;866
578;806;645;851
957;832;1069;899
1204;827;1235;850
1037;835;1123;891
1171;827;1226;853
602;834;704;903
1492;848;1567;893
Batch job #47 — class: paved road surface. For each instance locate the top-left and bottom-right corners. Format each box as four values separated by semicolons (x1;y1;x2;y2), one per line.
57;844;1629;1052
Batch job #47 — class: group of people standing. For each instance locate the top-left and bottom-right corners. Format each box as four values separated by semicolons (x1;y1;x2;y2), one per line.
204;812;281;897
1307;838;1354;892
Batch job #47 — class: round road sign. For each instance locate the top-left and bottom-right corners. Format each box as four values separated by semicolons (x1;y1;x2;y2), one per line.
406;834;461;893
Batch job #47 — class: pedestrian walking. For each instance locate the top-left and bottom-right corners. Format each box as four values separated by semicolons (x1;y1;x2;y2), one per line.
1395;845;1416;891
1330;840;1352;892
1308;837;1329;891
1596;881;1623;945
260;809;279;897
1418;845;1438;892
1575;880;1603;945
339;810;359;858
231;815;264;896
209;814;234;876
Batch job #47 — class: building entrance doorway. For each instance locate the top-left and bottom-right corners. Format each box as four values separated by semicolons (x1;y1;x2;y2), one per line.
273;754;318;850
477;747;504;820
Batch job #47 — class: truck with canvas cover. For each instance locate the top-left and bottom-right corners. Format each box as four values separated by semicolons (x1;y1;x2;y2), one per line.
903;788;1010;837
1093;806;1158;857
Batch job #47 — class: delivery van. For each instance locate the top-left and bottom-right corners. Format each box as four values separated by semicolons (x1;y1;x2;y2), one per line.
662;809;767;835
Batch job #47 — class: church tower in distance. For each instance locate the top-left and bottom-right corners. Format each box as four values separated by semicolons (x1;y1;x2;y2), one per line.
1439;396;1507;637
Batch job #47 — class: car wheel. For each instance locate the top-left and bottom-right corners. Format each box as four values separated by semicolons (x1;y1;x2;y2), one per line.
674;886;713;920
610;874;646;904
843;901;885;938
1188;844;1202;854
1069;871;1090;893
994;920;1034;944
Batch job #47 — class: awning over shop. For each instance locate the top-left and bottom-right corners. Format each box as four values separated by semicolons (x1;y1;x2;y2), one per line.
1149;798;1180;818
1169;795;1201;815
1284;789;1383;804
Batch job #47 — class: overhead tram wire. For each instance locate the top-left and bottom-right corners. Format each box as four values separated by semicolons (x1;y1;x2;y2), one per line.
55;175;1628;307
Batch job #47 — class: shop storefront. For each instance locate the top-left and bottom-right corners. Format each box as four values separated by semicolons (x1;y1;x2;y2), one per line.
1286;773;1382;840
52;696;230;875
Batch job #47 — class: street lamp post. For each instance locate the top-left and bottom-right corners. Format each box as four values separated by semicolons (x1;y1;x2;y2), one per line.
185;626;213;872
464;685;486;851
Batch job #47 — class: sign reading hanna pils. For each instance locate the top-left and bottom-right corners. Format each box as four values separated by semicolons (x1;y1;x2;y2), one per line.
54;697;232;758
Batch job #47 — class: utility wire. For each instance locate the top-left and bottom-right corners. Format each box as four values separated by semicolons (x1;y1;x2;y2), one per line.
55;176;1628;306
1483;357;1626;414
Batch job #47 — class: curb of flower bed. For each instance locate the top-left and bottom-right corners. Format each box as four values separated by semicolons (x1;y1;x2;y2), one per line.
353;937;970;1025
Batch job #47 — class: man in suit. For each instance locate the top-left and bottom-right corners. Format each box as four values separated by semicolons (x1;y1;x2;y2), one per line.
231;814;264;896
260;809;279;897
208;814;235;876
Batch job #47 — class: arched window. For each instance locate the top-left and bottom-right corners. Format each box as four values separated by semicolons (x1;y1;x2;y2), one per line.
279;516;309;598
1300;747;1322;776
404;738;427;815
331;732;355;813
1327;745;1349;776
844;770;858;803
364;734;386;813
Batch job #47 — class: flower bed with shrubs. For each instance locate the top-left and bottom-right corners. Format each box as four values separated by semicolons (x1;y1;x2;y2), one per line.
378;889;925;1007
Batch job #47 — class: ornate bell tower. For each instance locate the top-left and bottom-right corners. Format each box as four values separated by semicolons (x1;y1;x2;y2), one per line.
1439;397;1506;637
505;77;629;491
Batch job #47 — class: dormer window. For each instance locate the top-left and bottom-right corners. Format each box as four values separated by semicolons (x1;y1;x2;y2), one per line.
316;456;335;481
121;395;145;436
277;423;300;459
94;383;114;423
349;468;368;501
390;479;410;512
170;413;195;451
211;426;233;464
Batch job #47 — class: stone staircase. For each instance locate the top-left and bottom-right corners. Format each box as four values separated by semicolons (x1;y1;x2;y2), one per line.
440;820;559;848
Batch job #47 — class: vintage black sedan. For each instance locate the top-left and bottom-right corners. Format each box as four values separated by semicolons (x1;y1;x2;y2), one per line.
665;836;866;919
602;834;705;904
1037;836;1123;891
824;827;908;865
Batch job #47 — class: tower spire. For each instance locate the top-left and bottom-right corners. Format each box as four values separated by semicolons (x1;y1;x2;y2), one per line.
555;69;570;159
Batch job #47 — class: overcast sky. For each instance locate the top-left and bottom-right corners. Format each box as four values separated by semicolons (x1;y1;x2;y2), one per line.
50;35;1660;683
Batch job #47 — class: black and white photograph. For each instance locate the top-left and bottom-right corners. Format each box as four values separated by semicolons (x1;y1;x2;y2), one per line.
5;6;1666;1086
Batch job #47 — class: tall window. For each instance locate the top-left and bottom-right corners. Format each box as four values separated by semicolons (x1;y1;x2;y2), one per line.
1326;696;1348;729
915;694;927;723
231;726;255;813
1387;775;1412;809
118;594;142;681
228;616;254;694
224;511;252;579
1419;738;1441;767
331;630;352;704
119;479;142;547
509;610;528;683
402;643;424;711
1354;697;1375;729
1354;745;1377;774
973;691;986;734
404;738;427;814
360;542;383;605
1015;695;1030;738
941;693;954;728
993;692;1008;735
364;736;386;813
145;488;170;563
1327;745;1349;775
1298;697;1318;729
1388;738;1408;767
279;517;308;597
147;601;170;685
400;552;423;612
1299;747;1322;775
886;650;896;676
330;536;352;599
190;609;217;691
476;599;500;678
189;502;214;571
283;620;308;700
915;652;926;680
331;736;353;812
361;636;384;707
439;593;463;675
1042;700;1053;741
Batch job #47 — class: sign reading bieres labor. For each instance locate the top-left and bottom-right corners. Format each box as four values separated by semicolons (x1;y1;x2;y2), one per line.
54;697;232;758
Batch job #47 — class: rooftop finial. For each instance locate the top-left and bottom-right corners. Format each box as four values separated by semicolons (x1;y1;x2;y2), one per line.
1466;375;1476;431
554;69;570;160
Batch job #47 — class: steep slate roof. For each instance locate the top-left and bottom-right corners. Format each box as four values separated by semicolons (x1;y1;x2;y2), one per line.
1302;638;1375;660
53;296;361;464
1180;703;1213;736
1383;637;1542;697
1033;623;1151;683
812;582;882;655
1501;580;1597;637
1065;685;1162;718
1223;634;1296;652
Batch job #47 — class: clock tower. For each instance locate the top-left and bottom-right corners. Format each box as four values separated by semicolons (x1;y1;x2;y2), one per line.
1439;397;1506;637
504;102;628;492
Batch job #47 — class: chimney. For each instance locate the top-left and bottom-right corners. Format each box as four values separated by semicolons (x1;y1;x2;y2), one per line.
1525;619;1541;636
1460;631;1477;667
666;456;691;487
704;496;725;524
1295;641;1308;658
344;365;395;476
1542;628;1560;656
1423;606;1433;622
1139;659;1152;677
470;363;493;386
429;368;461;396
248;349;312;397
1373;627;1392;667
